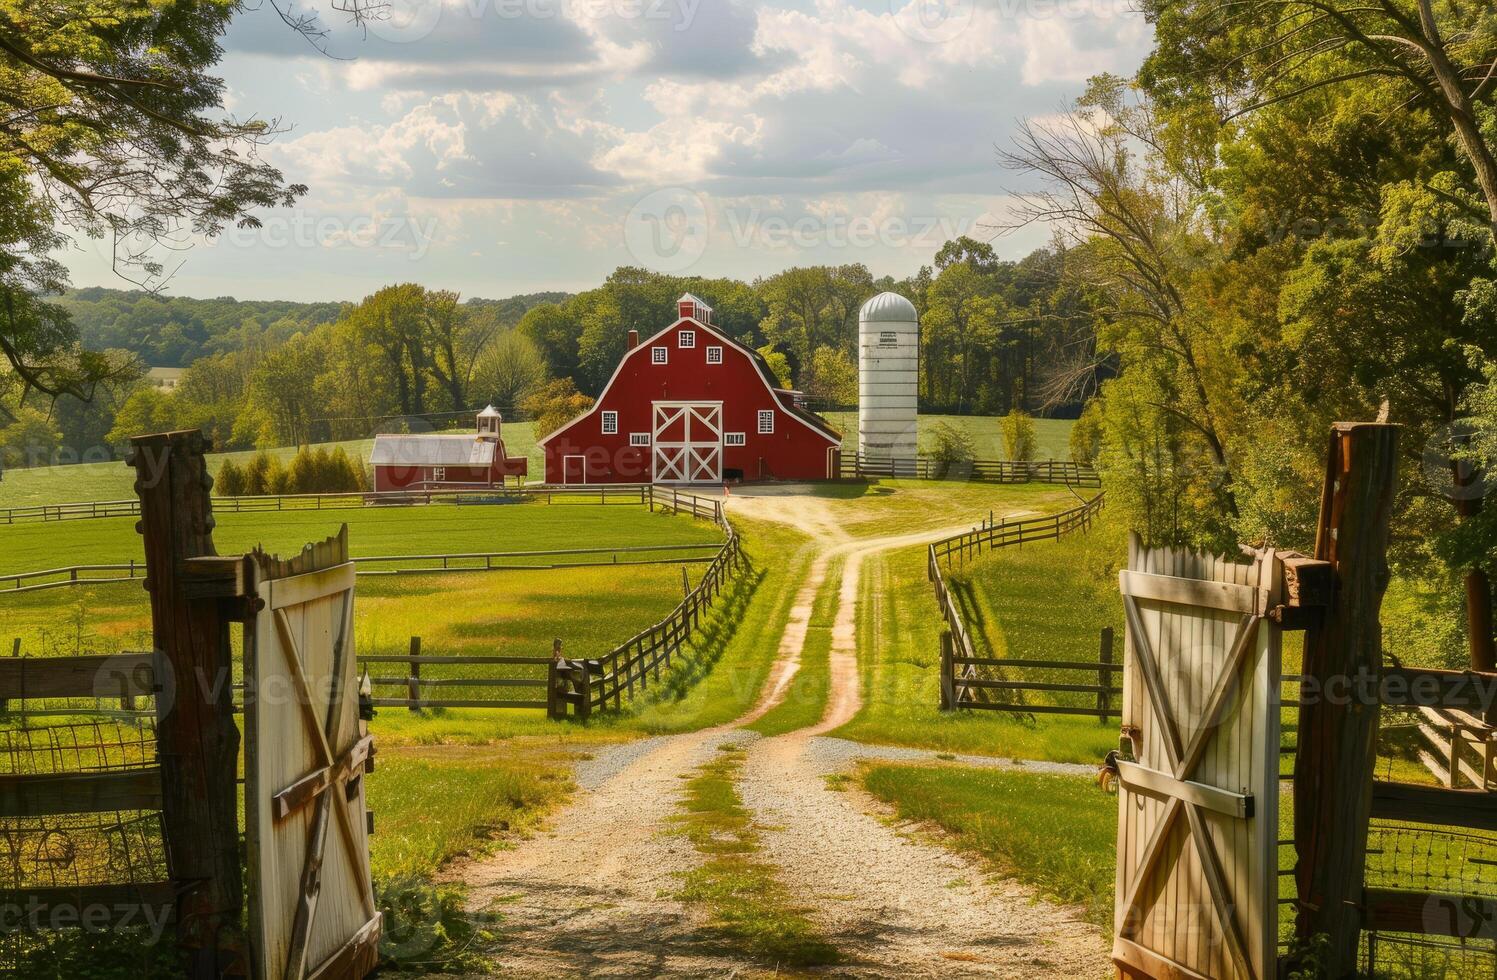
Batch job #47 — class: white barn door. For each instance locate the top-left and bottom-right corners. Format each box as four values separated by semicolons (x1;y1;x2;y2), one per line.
1113;533;1282;980
652;402;722;484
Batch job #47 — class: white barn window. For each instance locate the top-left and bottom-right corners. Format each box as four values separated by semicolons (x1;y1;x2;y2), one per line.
706;346;723;364
758;411;775;434
630;432;650;446
601;411;618;435
432;466;446;482
725;432;746;446
652;346;668;364
679;330;696;348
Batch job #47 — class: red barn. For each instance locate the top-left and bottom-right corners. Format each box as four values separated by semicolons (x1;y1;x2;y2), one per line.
540;294;842;484
370;407;528;493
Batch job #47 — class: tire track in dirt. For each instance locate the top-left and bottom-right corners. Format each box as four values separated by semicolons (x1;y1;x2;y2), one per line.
450;493;1106;977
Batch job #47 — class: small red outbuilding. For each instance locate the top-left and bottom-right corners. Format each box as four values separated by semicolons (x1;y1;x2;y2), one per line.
370;407;528;493
540;294;842;485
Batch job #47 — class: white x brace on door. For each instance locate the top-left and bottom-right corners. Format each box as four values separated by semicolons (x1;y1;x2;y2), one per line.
652;402;722;483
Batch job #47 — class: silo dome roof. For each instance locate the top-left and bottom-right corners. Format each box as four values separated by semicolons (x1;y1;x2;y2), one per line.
860;291;918;322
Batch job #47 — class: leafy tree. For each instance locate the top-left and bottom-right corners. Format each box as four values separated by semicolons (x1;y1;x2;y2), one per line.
106;386;179;447
926;421;976;465
215;458;246;497
0;0;303;419
0;407;63;470
804;346;858;407
473;330;547;407
1000;411;1038;462
522;379;594;439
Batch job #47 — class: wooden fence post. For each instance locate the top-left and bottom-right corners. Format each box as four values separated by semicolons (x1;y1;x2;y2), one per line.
1097;626;1114;724
1293;422;1399;976
407;636;422;712
577;661;592;721
939;631;955;711
128;429;245;978
547;638;564;719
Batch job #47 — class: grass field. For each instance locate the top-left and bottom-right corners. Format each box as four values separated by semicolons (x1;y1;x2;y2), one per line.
943;509;1126;715
860;764;1116;930
832;533;1119;765
0;415;1075;509
0;498;721;574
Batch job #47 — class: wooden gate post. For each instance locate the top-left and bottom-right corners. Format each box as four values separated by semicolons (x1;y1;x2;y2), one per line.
1293;421;1399;976
128;430;245;978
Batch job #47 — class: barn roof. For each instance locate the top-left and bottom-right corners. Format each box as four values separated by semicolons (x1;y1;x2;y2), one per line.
370;434;496;467
537;312;842;446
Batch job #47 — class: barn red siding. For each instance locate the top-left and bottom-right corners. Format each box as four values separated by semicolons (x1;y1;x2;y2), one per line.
541;318;840;484
373;463;497;493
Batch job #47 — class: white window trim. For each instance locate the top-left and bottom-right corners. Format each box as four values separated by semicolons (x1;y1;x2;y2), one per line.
630;432;650;446
652;346;668;364
601;411;618;435
706;346;723;364
432;466;446;482
757;411;775;435
725;432;746;446
679;330;696;348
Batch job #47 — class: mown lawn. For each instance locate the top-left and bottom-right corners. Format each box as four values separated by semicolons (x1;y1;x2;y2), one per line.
0;499;719;574
820;412;1074;461
832;535;1119;765
943;507;1125;715
859;764;1116;930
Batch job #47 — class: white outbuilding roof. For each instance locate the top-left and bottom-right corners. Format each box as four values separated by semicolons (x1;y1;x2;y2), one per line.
860;291;918;323
370;434;496;467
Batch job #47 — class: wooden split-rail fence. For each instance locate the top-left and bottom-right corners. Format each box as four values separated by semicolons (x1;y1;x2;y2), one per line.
0;482;660;526
0;542;724;595
841;453;1101;487
929;493;1117;719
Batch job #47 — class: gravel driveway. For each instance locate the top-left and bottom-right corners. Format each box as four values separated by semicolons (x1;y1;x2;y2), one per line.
449;489;1110;977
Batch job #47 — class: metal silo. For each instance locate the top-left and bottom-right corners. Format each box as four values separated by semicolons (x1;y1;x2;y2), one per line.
858;292;919;474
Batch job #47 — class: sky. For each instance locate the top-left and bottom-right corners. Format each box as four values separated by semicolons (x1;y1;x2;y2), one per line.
62;0;1153;302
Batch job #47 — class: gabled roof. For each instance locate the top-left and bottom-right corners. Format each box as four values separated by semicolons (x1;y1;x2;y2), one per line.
370;434;496;467
537;314;841;446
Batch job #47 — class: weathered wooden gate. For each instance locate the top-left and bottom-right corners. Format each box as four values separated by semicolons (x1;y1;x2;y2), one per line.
1113;534;1283;980
244;528;380;980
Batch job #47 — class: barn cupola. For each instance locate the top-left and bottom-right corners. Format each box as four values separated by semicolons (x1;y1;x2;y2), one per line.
476;405;503;441
677;292;714;326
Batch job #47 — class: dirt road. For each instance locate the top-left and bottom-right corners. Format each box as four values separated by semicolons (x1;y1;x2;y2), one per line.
453;491;1108;977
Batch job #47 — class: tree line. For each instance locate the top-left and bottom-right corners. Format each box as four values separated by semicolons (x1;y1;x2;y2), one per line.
1009;3;1497;671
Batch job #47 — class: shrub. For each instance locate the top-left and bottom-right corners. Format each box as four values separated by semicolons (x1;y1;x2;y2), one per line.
215;458;246;497
1069;402;1103;465
287;447;318;494
927;421;976;464
1000;410;1037;461
241;450;279;497
522;378;594;438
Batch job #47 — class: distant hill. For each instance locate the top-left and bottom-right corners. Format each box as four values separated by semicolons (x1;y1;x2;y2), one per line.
51;287;574;366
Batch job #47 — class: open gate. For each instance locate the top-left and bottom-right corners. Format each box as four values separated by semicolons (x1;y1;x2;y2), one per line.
1114;533;1283;980
245;528;380;980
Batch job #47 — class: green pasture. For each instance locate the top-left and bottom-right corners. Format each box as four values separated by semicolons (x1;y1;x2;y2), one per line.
821;412;1075;461
370;515;815;743
0;415;1074;509
833;533;1119;765
0;498;720;574
942;510;1125;714
860;764;1116;930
